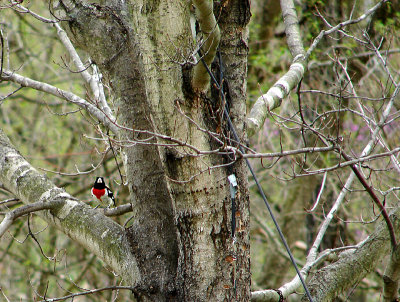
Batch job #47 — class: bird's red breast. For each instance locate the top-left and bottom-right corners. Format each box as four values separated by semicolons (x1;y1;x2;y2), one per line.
92;188;106;200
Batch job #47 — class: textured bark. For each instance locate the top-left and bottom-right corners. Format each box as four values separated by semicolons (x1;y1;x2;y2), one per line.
302;210;400;301
192;0;220;92
383;244;400;301
217;0;252;298
247;0;306;137
54;0;251;301
0;129;140;284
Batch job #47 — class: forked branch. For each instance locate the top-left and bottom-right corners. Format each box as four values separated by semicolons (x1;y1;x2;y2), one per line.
247;0;388;137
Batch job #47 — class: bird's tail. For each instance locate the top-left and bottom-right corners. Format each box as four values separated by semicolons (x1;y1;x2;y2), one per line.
106;187;116;207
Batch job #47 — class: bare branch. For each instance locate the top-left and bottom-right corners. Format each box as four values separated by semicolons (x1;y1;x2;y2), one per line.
247;0;388;137
0;201;62;238
292;147;400;176
38;146;110;176
251;51;400;300
38;285;135;302
308;172;327;212
0;287;11;302
301;79;400;301
104;204;133;217
341;151;396;249
247;0;305;137
304;209;399;302
242;145;334;159
1;69;119;134
8;2;56;23
54;23;114;120
0;197;19;206
251;246;358;301
306;0;388;60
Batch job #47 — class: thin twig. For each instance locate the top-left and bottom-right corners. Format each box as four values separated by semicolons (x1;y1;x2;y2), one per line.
38;285;135;302
341;151;396;249
0;201;62;238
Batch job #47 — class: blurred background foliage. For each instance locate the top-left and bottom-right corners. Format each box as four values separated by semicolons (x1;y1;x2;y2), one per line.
0;2;129;301
248;0;400;301
0;0;399;301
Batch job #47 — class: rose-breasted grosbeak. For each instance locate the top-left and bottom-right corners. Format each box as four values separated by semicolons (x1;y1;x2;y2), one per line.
91;177;116;208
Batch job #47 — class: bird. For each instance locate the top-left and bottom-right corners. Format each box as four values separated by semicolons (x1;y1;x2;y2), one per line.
91;177;116;208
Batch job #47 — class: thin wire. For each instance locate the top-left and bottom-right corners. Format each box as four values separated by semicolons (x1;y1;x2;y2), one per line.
224;109;314;302
199;51;314;301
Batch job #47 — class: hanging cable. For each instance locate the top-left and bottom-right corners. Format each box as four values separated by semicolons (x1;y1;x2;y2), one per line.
197;50;314;302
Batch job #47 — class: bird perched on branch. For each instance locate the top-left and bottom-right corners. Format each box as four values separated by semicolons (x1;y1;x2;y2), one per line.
91;177;116;208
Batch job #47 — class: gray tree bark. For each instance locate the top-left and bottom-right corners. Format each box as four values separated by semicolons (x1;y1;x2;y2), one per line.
302;210;399;302
39;0;251;301
0;129;140;284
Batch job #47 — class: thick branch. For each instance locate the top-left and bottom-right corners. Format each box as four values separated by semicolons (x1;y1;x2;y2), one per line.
192;0;220;92
383;244;400;302
0;128;139;285
247;0;305;137
302;207;400;301
252;290;282;302
104;203;133;216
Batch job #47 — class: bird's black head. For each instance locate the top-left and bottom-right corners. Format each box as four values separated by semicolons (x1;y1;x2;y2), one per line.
93;177;106;189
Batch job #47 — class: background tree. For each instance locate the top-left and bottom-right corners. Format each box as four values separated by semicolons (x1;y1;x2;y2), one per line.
1;0;400;302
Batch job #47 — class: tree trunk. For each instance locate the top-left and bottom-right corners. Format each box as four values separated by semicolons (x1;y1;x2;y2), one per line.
55;0;251;300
